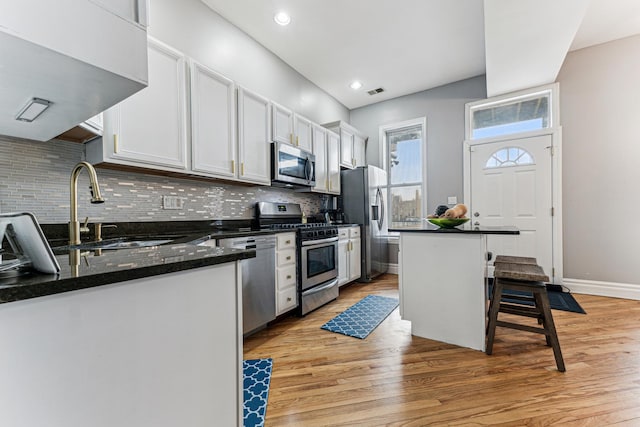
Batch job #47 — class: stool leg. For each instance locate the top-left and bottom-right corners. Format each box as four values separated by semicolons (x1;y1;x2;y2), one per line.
532;291;552;346
486;278;503;355
538;291;566;372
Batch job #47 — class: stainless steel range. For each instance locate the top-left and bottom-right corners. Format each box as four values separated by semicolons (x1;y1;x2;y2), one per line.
256;202;339;315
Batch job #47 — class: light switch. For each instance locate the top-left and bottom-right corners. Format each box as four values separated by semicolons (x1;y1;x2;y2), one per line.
447;196;457;205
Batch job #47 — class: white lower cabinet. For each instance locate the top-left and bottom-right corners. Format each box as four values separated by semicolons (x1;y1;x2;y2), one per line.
338;226;362;286
275;232;298;314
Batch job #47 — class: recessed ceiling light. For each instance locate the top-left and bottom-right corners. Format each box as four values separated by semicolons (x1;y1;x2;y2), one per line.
274;12;291;26
349;81;363;90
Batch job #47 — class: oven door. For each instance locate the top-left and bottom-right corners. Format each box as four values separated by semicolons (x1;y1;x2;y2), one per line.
272;142;315;187
300;236;338;291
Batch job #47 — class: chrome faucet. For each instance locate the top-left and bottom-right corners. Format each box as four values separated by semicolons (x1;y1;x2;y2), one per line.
69;161;104;245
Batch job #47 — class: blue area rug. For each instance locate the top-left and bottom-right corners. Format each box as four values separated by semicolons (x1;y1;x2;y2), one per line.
321;295;399;339
488;283;586;314
243;358;273;427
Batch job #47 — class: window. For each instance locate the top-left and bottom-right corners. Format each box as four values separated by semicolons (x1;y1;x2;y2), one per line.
466;84;558;141
485;147;534;169
379;118;426;228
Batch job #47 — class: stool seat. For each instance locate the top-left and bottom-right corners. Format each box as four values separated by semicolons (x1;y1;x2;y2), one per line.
486;258;565;372
494;255;537;265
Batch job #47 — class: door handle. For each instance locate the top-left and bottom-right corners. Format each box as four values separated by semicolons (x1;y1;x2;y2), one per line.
474;221;480;226
474;212;480;217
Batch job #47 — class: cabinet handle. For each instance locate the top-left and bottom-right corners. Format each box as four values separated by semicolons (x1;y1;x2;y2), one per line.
348;241;352;251
113;134;119;153
296;135;299;146
241;162;244;175
285;239;291;244
287;297;292;302
352;158;356;167
290;134;294;145
231;160;235;173
286;255;291;260
286;275;292;280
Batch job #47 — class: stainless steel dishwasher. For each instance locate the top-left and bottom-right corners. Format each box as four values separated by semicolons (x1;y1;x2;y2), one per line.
217;235;276;335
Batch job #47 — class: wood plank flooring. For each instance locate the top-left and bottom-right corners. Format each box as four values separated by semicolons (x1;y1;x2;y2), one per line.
243;274;640;426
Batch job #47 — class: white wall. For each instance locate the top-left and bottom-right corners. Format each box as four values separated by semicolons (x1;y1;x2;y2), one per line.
148;0;349;124
557;35;640;290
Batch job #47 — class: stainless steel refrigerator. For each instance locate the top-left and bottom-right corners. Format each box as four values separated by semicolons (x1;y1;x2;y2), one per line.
340;165;389;281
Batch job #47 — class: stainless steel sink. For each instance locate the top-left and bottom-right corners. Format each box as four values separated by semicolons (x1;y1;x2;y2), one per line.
55;237;176;251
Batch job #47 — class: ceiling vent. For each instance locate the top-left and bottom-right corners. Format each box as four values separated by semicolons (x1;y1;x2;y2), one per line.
367;87;384;96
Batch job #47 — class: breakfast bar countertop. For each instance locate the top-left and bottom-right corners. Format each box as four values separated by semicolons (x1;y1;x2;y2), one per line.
390;224;520;234
0;243;255;304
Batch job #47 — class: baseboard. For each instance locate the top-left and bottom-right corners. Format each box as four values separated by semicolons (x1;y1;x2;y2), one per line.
562;278;640;301
387;264;398;275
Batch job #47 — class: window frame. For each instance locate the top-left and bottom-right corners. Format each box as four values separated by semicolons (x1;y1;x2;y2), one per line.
378;117;427;231
465;83;560;142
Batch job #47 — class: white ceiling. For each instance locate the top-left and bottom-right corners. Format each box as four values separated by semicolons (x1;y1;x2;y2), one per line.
201;0;640;109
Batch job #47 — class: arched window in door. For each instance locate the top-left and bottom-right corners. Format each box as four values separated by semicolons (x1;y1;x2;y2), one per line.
485;147;534;169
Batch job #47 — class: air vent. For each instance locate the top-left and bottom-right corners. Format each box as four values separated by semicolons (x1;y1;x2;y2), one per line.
367;88;385;96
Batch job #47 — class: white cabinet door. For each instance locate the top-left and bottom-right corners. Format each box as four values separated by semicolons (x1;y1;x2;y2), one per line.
340;128;355;169
190;60;236;179
327;130;341;195
100;38;188;171
349;237;362;281
354;134;366;167
272;102;294;145
338;238;349;286
237;87;271;185
312;125;328;193
294;113;314;152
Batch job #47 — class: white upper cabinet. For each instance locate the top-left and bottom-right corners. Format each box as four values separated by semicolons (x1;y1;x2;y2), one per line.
0;0;148;142
190;60;237;179
87;37;188;171
237;87;271;185
272;102;294;145
340;128;355;169
312;126;328;193
323;121;367;169
327;130;341;194
354;134;367;167
294;114;313;152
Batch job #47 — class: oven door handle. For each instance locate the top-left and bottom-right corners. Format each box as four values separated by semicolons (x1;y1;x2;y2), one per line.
301;236;339;246
301;279;339;296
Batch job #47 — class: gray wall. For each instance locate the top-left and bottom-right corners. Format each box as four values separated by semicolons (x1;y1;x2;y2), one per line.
349;75;487;214
149;0;349;124
0;138;321;223
556;35;640;285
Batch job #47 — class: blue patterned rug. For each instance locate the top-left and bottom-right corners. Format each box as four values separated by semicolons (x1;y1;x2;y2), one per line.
243;358;273;427
321;295;399;339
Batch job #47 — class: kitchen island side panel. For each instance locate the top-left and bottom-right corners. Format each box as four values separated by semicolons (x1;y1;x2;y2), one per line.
0;262;242;427
399;232;487;351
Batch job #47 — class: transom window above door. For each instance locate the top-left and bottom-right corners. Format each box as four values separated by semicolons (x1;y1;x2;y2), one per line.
485;147;534;169
466;84;558;141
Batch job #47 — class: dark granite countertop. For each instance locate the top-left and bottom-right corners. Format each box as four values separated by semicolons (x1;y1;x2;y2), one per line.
0;243;255;304
0;219;291;305
389;224;520;235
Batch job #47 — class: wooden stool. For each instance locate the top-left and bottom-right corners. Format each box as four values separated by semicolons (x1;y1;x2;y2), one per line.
486;261;565;372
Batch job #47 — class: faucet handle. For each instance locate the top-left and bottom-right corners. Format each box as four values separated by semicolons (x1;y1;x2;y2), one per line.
80;217;90;233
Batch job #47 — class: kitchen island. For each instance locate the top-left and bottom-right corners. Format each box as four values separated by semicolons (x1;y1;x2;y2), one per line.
0;241;254;427
391;224;518;351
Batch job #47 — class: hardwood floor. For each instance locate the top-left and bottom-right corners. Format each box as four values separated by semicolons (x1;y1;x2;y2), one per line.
243;274;640;426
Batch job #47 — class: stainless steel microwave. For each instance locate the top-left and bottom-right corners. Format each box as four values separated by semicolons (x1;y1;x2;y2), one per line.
271;141;315;187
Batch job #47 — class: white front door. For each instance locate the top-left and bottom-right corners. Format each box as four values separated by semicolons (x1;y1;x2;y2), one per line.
469;134;554;281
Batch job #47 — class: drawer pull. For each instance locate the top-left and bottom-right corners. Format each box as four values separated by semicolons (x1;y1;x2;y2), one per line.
287;297;292;302
285;239;291;244
286;256;291;260
286;275;292;280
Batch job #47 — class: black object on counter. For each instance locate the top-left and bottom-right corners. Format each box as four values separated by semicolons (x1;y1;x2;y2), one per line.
435;205;449;216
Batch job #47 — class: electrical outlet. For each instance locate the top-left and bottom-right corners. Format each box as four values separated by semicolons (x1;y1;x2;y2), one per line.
162;195;184;210
448;196;457;205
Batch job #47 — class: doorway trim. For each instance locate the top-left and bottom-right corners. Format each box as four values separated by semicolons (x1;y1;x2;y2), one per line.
463;128;563;283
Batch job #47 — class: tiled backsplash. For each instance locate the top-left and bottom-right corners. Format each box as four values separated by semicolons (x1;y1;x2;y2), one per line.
0;137;322;224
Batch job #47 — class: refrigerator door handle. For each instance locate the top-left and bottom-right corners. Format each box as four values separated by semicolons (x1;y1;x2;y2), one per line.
371;204;379;221
375;187;385;230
